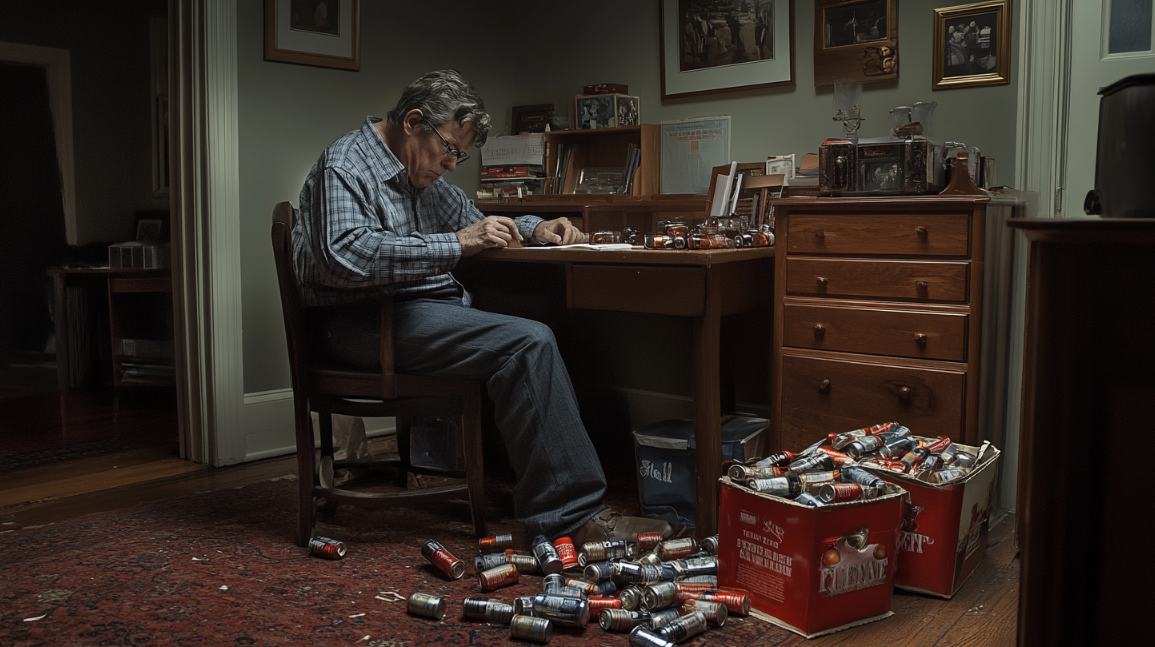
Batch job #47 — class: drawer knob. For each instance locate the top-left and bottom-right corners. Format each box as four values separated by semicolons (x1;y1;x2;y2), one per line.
816;276;828;288
814;324;826;337
815;230;825;240
915;280;928;290
914;333;928;345
899;386;912;400
819;379;831;391
916;226;928;238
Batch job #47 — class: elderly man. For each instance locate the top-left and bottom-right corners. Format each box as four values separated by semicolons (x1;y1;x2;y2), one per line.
292;70;675;546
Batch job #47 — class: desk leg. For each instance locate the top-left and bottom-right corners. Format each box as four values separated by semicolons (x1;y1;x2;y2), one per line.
692;270;723;539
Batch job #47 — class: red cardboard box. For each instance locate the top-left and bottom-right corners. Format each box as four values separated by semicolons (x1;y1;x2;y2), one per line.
717;476;906;638
870;443;1001;598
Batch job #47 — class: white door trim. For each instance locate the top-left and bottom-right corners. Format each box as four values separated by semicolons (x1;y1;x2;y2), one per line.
0;41;78;244
170;0;245;466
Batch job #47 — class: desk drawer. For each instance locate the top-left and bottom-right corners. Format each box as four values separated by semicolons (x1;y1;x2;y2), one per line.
778;352;966;450
787;214;971;256
783;303;967;361
787;258;969;302
569;264;705;316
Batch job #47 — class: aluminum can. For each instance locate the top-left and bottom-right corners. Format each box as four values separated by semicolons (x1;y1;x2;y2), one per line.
583;560;615;582
656;538;698;561
586;595;622;620
933;467;971;483
914;454;943;477
407;592;446;620
819;482;864;503
635;532;663;552
581;539;629;564
793;492;824;507
531;535;564;575
841;465;886;490
673;582;714;598
629;626;676;647
877;436;916;458
541;573;565;593
845;434;885;458
618;585;644;610
921;435;953;454
615;561;665;585
564;578;602;595
599;608;649;632
644;233;679;250
673;556;718;579
462;597;494;620
680;600;728;627
478;533;514;553
786;453;834;474
656;610;708;642
816;446;856;466
799;469;840;487
512;596;535;616
509;615;552;643
590;230;620;244
552;585;589;599
598;580;619;596
553;537;579;571
694;589;751;616
647;608;682;629
509;553;542;575
900;446;931;472
699;535;719;556
638;552;663;567
641;581;678;610
676;575;718;585
421;540;465;580
754;451;796;468
952;450;978;469
308;536;346;560
728;464;781;480
475;552;509;573
529;593;590;627
746;475;802;497
478;563;520;591
485;601;516;624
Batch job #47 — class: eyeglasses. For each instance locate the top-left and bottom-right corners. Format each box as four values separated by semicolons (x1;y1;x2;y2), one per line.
428;123;470;164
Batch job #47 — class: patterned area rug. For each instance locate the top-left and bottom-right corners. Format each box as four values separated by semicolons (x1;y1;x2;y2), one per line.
1;474;803;647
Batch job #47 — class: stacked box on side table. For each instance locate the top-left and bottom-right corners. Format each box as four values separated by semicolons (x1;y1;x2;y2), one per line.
868;443;1001;598
717;476;906;638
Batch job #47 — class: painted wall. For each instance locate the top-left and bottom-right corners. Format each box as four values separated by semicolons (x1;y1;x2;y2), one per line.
236;2;518;393
0;0;167;246
237;0;1020;396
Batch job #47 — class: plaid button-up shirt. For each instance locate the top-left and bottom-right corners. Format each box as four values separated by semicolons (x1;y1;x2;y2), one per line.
292;117;542;307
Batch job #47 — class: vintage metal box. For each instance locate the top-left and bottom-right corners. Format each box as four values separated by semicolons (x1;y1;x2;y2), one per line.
818;138;945;196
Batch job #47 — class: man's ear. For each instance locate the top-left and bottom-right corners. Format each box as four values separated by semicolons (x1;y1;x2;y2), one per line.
402;109;424;135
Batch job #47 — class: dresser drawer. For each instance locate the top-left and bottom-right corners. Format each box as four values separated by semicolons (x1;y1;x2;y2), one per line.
787;214;971;256
778;353;966;450
783;303;967;361
787;258;969;302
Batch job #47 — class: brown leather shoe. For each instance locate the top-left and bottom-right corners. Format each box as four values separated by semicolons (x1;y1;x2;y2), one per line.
566;508;681;548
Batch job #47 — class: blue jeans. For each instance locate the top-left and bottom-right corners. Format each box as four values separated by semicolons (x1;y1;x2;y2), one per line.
310;285;608;538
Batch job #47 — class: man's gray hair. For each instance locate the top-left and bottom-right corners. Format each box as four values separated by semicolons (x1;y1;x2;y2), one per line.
386;69;491;147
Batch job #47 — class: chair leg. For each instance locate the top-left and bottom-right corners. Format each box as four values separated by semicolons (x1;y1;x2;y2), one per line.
462;386;487;538
318;411;335;489
294;398;316;547
395;416;412;488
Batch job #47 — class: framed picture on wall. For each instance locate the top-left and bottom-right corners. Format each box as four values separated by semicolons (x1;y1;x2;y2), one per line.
659;0;795;100
813;0;898;87
932;1;1011;90
264;0;361;71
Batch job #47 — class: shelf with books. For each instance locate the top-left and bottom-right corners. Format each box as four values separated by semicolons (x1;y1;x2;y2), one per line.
543;125;660;196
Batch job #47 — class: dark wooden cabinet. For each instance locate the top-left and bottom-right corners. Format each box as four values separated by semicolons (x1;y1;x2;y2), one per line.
770;196;990;451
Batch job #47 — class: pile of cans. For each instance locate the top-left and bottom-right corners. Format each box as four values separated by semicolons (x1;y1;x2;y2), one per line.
639;218;774;251
726;421;980;504
409;532;755;645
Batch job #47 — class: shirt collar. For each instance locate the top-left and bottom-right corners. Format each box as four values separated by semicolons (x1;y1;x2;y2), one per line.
362;116;406;183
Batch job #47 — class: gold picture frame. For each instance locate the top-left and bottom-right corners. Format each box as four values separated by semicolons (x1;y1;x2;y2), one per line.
264;0;361;71
933;0;1010;90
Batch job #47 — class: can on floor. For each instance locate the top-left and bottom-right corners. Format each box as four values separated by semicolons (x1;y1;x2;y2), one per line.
421;540;465;580
407;592;446;620
554;537;579;570
479;533;514;553
478;563;520;591
509;614;552;643
308;537;346;560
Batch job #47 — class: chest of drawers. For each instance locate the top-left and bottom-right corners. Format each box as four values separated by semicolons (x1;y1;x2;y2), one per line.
770;196;990;451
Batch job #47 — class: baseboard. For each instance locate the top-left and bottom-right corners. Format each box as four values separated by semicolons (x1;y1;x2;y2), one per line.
241;389;396;462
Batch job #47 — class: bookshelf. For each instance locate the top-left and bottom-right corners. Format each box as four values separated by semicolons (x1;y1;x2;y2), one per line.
543;125;660;196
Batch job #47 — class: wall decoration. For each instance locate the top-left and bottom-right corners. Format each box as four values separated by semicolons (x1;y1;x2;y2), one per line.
933;1;1011;90
660;0;795;100
264;0;360;71
813;0;898;87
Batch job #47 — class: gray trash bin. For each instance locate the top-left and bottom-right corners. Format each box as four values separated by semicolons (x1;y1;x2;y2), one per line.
633;414;768;526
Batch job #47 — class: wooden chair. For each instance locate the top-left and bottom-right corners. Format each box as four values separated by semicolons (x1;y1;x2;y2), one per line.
271;201;487;546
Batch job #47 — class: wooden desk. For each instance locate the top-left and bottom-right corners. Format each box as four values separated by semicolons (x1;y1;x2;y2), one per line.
1008;218;1155;646
461;246;775;538
477;196;709;233
48;267;175;400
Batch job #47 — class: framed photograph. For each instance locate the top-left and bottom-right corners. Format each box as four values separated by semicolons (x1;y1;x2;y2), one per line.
264;0;360;71
766;154;796;178
511;104;553;134
660;0;795;100
813;0;898;87
933;1;1011;90
136;218;164;241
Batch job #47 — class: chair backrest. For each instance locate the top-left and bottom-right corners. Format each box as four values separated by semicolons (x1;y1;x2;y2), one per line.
271;201;312;395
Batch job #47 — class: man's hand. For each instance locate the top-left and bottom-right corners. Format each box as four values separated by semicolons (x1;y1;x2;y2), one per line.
457;216;522;256
532;217;586;245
